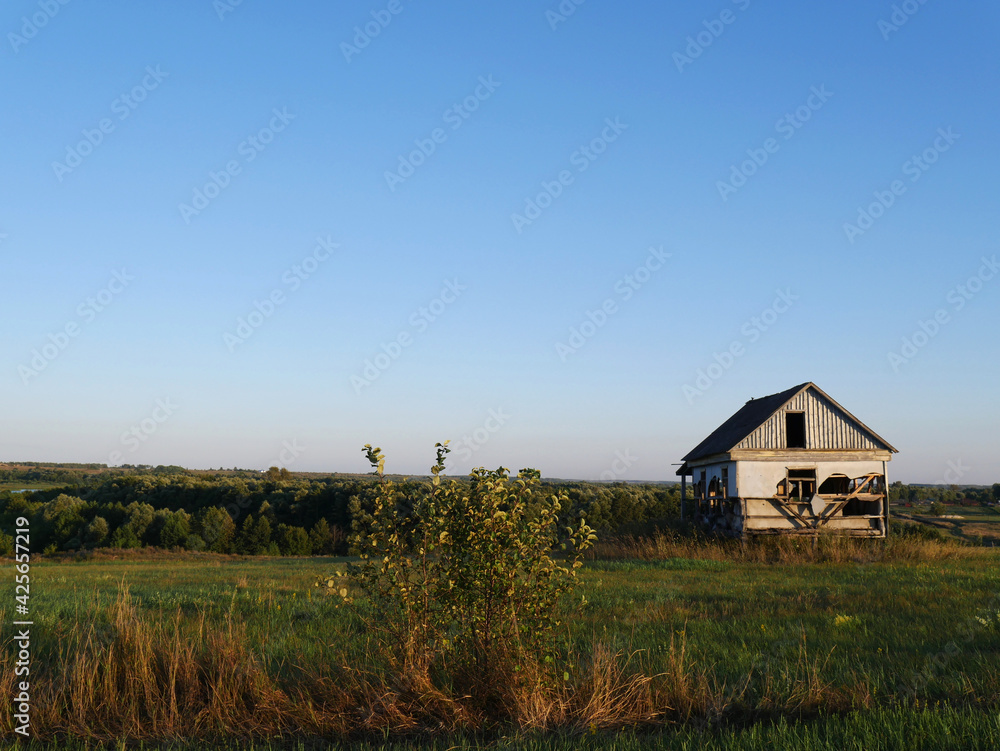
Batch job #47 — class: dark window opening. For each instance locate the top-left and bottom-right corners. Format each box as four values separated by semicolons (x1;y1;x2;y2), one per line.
786;412;806;448
844;497;883;517
818;474;850;495
787;468;816;499
843;474;886;517
721;466;729;498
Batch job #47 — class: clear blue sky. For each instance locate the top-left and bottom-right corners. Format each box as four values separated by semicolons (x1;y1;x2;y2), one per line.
2;0;997;484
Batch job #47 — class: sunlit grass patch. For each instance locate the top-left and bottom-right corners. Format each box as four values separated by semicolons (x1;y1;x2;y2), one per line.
3;545;998;743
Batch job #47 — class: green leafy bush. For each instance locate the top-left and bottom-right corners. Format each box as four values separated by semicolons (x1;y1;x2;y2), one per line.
85;516;109;547
236;514;271;555
891;519;949;542
198;506;236;553
276;523;311;555
320;443;596;706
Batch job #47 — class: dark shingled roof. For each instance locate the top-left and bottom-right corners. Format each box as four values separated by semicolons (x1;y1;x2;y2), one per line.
682;383;809;463
677;382;897;476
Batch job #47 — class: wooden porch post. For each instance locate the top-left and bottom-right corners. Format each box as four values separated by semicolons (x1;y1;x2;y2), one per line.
681;473;687;520
883;460;890;538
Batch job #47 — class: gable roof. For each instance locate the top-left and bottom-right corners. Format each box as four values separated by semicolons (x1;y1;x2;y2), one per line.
679;383;897;471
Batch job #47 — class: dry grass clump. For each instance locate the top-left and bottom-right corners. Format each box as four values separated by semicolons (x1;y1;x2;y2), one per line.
1;587;297;740
590;529;971;565
0;585;674;742
0;583;882;743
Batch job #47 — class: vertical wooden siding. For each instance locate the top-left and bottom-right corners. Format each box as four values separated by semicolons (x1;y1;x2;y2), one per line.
735;388;881;451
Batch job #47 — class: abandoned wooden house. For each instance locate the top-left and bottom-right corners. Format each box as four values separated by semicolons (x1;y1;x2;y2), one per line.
676;383;897;538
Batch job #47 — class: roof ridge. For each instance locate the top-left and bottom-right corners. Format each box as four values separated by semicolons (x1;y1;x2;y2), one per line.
680;383;895;465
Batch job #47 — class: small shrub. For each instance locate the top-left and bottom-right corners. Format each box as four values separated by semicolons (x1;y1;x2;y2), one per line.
158;511;191;548
110;525;142;550
85;516;109;547
199;506;236;553
892;520;948;543
276;524;311;555
309;517;346;555
236;514;271;555
321;443;596;711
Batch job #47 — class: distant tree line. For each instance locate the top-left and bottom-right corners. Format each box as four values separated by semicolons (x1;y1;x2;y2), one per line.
0;467;681;557
0;466;90;485
1;462;106;469
889;481;1000;506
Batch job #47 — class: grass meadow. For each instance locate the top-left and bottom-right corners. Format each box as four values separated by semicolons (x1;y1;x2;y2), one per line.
2;539;1000;748
894;503;1000;546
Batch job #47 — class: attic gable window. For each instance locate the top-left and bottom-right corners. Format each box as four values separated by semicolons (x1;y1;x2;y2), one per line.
785;412;806;448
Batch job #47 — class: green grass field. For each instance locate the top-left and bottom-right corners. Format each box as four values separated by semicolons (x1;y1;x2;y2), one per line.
3;707;1000;750
892;503;1000;545
3;547;999;746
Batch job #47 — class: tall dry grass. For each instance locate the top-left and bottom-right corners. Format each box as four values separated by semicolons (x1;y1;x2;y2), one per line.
0;583;883;742
589;529;971;564
2;587;298;740
0;585;666;741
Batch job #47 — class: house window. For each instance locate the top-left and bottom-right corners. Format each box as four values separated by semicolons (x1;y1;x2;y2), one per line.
843;474;886;517
787;468;816;499
785;412;806;448
721;466;729;498
818;474;850;495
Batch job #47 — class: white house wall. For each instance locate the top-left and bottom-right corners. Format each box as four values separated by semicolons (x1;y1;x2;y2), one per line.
743;511;883;533
736;460;886;498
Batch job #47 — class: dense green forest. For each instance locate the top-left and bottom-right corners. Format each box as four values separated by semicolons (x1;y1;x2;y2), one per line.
2;464;997;557
889;480;1000;506
0;466;681;556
